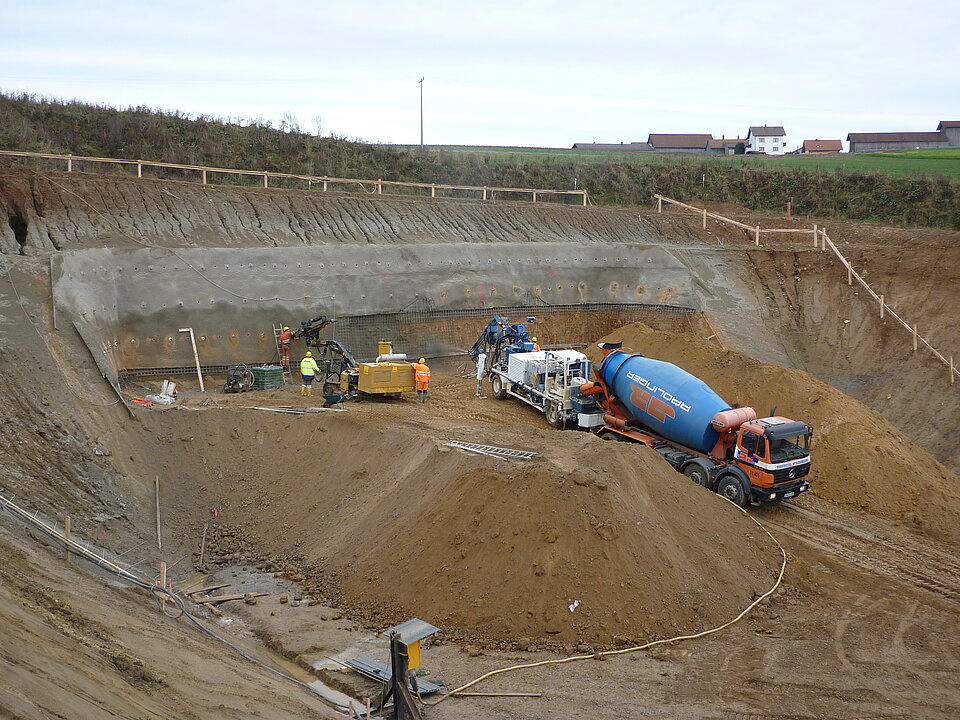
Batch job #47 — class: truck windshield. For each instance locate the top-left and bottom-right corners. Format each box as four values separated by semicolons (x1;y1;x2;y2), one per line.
769;434;810;463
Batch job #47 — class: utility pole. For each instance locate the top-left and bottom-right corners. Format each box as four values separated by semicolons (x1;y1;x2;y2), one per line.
418;77;424;146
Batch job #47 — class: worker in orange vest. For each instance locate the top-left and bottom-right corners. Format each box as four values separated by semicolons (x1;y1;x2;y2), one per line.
279;326;295;368
531;336;540;351
412;357;431;403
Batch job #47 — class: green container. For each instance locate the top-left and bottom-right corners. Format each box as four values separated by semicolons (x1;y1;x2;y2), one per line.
252;365;284;390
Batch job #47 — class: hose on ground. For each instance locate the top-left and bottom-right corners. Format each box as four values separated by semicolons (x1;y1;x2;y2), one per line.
424;496;786;706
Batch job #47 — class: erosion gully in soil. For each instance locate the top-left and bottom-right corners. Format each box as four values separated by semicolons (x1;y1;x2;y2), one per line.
1;167;959;719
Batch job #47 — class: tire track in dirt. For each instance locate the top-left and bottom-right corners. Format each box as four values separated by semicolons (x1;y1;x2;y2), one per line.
757;499;960;602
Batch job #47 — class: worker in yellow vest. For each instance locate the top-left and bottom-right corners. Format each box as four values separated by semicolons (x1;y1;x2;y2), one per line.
531;336;540;351
300;351;320;396
412;357;431;403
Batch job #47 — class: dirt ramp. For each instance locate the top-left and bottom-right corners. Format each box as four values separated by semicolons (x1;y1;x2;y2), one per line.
164;412;779;647
592;323;960;546
344;432;779;647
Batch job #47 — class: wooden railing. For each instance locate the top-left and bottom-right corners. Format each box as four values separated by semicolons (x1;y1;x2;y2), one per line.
0;149;589;205
654;193;958;385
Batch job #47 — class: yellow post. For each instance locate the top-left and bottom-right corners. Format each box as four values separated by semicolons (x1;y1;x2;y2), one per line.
407;640;421;670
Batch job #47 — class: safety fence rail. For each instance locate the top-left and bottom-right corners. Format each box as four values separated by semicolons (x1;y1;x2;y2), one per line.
0;149;589;205
654;193;958;385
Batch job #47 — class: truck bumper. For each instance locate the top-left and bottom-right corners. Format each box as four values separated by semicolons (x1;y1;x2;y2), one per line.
750;479;811;503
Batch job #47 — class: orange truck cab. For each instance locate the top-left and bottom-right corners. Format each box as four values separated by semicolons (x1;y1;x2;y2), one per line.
730;417;812;502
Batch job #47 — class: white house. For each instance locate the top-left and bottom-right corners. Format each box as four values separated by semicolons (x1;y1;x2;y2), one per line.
746;125;787;155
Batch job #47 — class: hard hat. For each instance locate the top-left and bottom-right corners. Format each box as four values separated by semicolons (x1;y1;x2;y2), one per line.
305;351;312;357
531;337;538;342
419;358;426;364
283;326;289;331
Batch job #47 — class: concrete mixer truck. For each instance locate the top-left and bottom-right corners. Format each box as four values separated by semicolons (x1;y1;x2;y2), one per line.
577;342;813;507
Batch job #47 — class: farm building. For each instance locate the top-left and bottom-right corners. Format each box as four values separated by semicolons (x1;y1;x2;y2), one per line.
746;126;787;155
801;139;843;154
938;121;960;145
710;137;748;155
846;131;950;152
646;133;713;153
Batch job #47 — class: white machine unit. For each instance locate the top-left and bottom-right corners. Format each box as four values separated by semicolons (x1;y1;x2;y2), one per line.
490;349;600;428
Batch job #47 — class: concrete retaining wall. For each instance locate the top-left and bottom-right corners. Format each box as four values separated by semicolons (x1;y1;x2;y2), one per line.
53;243;700;369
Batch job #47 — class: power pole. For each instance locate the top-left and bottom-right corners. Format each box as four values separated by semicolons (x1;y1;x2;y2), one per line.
418;77;424;146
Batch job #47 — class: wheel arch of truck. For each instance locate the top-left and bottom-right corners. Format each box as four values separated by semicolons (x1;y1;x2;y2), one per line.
716;466;750;496
680;458;716;490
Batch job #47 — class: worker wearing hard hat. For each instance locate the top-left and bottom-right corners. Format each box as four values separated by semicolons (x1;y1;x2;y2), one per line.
300;351;320;396
412;357;431;403
279;325;295;368
531;337;540;351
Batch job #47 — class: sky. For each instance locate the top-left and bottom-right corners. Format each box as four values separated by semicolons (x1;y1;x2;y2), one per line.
3;1;958;151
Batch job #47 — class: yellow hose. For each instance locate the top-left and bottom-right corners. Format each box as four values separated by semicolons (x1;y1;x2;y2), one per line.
426;498;786;706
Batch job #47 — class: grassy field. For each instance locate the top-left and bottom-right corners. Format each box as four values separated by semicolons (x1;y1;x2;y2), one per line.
386;145;960;180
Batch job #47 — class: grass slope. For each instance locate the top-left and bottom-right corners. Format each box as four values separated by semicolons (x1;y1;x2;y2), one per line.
1;92;958;228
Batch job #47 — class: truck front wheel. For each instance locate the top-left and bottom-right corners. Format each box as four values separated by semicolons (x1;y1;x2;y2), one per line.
716;476;747;507
490;374;506;400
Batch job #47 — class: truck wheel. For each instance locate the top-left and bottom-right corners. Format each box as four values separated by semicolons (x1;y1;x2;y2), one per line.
716;476;747;507
546;402;562;428
490;374;506;400
684;464;709;488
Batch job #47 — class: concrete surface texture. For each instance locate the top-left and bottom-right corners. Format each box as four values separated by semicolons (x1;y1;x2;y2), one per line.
53;243;701;368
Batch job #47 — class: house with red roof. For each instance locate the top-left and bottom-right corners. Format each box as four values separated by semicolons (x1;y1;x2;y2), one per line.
801;139;843;154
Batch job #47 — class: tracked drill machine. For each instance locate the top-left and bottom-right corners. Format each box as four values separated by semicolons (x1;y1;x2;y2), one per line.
294;315;416;396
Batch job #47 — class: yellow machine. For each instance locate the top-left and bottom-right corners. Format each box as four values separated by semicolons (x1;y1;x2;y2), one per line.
335;340;415;395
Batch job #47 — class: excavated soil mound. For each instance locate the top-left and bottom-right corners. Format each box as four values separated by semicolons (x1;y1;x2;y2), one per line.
149;410;780;647
590;323;960;546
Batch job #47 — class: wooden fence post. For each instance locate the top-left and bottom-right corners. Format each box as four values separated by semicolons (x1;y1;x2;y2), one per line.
323;180;328;191
657;194;662;213
431;185;436;198
377;179;382;194
582;191;587;206
913;325;918;351
821;228;827;250
64;516;71;563
951;356;955;384
483;187;487;201
137;162;142;178
201;169;207;184
67;156;72;172
533;191;538;203
754;226;760;245
813;224;818;247
848;263;852;286
702;208;707;229
880;294;885;319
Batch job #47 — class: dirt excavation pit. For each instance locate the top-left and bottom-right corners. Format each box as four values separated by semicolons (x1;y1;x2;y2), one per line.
146;405;780;648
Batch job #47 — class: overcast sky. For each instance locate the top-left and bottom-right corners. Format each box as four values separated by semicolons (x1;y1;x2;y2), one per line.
3;1;958;151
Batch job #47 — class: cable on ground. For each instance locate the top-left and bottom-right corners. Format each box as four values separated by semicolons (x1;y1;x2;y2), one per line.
425;496;786;706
